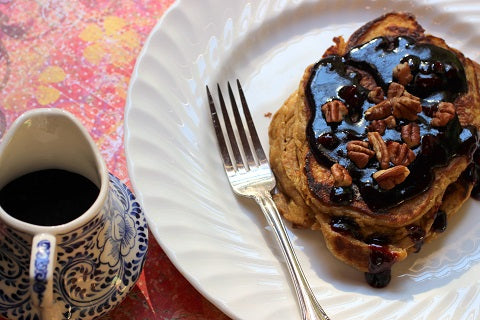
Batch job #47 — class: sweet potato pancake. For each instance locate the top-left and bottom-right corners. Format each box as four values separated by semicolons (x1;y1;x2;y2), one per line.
268;12;480;287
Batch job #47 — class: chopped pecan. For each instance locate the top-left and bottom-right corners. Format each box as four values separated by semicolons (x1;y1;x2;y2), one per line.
392;96;422;121
347;140;375;168
387;82;405;98
387;82;420;101
403;90;421;102
401;123;421;148
331;163;352;187
387;141;416;166
359;71;378;90
373;165;410;190
368;87;385;104
321;100;348;123
367;116;398;135
431;102;456;127
367;120;387;135
384;115;397;128
393;62;413;86
368;132;390;169
365;100;392;120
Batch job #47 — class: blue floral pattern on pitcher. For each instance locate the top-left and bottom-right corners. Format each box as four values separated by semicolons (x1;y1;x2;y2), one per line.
0;173;148;320
97;183;138;268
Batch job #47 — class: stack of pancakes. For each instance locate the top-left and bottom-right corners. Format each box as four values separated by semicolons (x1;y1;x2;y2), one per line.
268;12;480;287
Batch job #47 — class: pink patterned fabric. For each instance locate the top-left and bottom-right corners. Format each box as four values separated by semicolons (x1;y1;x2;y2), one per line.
0;1;229;319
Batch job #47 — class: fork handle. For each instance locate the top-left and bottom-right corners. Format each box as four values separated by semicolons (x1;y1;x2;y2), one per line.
254;190;331;320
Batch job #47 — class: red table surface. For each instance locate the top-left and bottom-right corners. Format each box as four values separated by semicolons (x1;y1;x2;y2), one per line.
0;1;230;319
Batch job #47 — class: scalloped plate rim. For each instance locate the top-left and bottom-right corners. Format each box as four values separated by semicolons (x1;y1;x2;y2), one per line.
125;1;480;319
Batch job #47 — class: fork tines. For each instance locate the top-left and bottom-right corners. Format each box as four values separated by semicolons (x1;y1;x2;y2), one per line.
206;80;267;172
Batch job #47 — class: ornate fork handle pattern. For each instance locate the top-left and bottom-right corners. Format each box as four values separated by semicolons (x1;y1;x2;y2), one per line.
207;80;330;320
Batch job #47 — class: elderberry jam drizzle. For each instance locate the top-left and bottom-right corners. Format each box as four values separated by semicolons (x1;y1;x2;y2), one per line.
471;149;480;199
431;210;447;233
330;216;361;239
365;244;398;288
405;224;426;253
305;36;479;211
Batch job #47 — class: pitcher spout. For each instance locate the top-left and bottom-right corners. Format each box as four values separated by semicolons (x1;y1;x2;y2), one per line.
0;108;107;194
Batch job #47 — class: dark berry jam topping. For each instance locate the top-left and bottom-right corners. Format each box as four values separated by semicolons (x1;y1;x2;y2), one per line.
346;37;466;101
365;269;391;289
471;149;480;200
330;186;354;204
368;245;397;273
305;36;479;211
365;244;398;288
431;210;447;233
405;224;426;253
330;216;361;239
364;233;390;246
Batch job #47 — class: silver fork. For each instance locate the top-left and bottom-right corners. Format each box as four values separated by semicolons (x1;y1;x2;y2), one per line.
206;80;330;320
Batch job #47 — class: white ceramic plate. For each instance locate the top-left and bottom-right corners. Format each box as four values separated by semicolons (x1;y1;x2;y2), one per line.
125;1;480;319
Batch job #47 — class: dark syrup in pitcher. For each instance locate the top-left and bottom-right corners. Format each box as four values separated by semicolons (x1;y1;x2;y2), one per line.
0;169;99;226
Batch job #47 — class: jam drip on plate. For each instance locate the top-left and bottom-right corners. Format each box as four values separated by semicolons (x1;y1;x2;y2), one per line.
305;36;479;211
365;244;398;288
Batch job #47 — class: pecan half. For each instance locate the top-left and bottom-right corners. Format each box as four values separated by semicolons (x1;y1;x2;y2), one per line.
365;100;392;120
392;96;422;121
368;87;385;104
331;163;352;187
384;115;397;128
321;100;348;123
373;165;410;190
401;123;421;148
368;132;390;169
347;140;375;168
431;102;456;127
387;141;416;166
393;62;413;86
367;116;398;135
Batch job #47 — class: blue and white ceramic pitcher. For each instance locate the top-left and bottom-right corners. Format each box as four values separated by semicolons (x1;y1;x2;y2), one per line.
0;108;148;320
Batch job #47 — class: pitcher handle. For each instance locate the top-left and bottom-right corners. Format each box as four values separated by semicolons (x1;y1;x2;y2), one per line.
30;233;57;319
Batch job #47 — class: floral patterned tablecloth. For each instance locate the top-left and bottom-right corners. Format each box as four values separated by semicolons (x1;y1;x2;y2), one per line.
0;1;229;319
